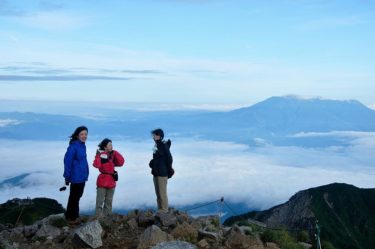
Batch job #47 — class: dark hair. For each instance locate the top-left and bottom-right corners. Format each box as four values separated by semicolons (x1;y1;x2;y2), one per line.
69;126;88;144
98;138;112;150
151;128;164;139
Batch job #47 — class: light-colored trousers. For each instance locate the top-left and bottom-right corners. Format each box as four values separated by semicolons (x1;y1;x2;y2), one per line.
95;187;115;217
153;176;168;212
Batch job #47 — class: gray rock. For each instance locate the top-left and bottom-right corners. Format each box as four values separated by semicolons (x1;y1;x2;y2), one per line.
197;239;210;249
73;220;103;249
127;218;138;230
198;229;219;241
23;224;39;238
138;210;155;227
225;226;262;249
155;211;177;227
298;242;312;249
239;225;252;235
35;224;61;239
138;225;173;249
175;212;190;224
151;240;197;249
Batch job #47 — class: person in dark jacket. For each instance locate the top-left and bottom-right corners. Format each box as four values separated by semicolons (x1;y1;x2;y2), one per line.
149;128;173;213
63;126;89;225
93;138;125;217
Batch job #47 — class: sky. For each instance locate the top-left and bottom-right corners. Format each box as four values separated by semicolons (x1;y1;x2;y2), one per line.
0;0;375;108
1;134;374;213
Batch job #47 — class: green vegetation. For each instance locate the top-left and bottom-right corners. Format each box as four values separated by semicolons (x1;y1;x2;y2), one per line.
224;183;375;249
309;183;375;249
211;217;220;227
296;231;309;243
260;230;304;249
0;198;65;226
49;217;67;228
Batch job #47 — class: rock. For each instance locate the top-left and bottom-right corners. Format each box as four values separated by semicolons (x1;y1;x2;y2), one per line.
197;239;210;249
196;215;221;234
225;227;263;249
198;229;219;242
138;225;173;249
151;240;198;249
196;216;220;228
73;220;103;249
239;225;252;235
175;211;190;224
35;224;61;239
155;211;177;228
127;218;139;230
127;209;139;219
23;224;39;238
298;242;312;249
138;210;155;227
265;242;280;249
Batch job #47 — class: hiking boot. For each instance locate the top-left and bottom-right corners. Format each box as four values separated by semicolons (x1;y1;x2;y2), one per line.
67;218;81;226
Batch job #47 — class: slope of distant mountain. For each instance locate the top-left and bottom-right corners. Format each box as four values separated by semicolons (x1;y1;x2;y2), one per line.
1;96;375;147
229;96;375;132
224;183;375;249
0;173;32;188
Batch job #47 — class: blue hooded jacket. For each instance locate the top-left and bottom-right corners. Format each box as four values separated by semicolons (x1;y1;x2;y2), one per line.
63;140;89;183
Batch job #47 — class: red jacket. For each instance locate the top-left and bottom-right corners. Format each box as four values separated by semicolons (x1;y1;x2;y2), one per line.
93;150;125;188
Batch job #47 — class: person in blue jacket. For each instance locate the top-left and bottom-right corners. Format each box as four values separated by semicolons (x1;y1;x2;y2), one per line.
63;126;89;224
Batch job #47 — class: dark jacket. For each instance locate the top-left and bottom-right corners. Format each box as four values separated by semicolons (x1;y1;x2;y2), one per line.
63;140;89;183
149;139;173;177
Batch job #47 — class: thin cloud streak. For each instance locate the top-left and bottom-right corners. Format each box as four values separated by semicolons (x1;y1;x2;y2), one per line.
0;75;132;81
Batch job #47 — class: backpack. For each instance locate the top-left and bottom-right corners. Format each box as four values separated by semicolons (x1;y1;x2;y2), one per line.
165;139;174;178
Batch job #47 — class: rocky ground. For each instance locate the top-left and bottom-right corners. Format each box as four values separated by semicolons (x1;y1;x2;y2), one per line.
0;209;282;249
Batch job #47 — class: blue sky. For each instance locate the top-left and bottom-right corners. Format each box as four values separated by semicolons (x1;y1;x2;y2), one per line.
0;0;374;108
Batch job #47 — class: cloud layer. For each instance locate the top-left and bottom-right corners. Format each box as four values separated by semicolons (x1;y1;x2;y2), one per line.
0;135;374;214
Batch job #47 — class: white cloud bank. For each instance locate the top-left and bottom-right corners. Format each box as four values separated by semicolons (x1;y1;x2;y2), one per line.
0;136;374;214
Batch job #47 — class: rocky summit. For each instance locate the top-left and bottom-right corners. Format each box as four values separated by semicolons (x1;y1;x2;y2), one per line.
0;208;278;249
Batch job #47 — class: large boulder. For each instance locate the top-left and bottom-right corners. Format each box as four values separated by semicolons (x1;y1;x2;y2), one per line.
155;211;177;228
138;225;173;249
73;220;103;249
34;223;61;239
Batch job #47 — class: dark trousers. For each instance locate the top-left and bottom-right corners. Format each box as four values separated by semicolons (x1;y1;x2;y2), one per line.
65;182;85;220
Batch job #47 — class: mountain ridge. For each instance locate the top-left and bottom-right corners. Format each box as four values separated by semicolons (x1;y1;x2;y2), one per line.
1;96;375;147
224;182;375;249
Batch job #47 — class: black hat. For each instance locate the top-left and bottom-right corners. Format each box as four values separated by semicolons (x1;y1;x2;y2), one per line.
151;128;164;139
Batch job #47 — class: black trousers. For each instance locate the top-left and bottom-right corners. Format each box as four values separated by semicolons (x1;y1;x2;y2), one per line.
65;182;85;220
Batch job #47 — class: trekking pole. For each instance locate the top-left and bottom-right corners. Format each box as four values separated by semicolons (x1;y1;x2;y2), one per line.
218;197;224;226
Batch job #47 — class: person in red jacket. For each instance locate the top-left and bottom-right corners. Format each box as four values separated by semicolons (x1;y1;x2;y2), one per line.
93;138;125;217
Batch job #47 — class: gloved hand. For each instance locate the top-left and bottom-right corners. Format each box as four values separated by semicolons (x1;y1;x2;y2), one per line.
65;180;70;186
100;153;109;163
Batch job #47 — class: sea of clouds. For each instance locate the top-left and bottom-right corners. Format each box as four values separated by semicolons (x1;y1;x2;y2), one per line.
0;133;374;214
